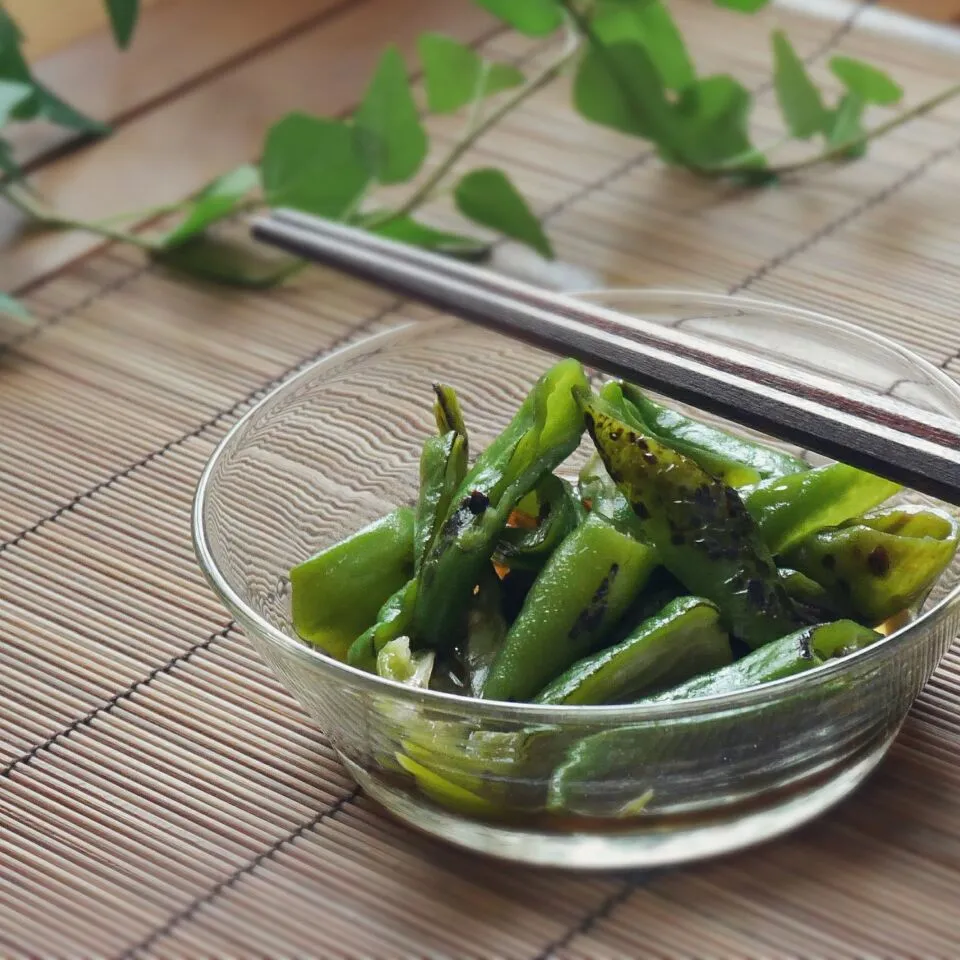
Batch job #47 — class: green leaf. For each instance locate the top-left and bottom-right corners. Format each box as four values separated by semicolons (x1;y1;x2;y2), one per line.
591;0;695;93
104;0;140;49
0;80;31;123
454;168;552;258
772;30;829;140
161;164;260;248
712;0;770;11
354;46;427;184
0;10;106;133
573;40;677;144
473;0;563;36
362;211;490;260
261;112;370;219
154;235;303;288
673;74;759;168
418;34;524;114
829;56;903;105
826;92;867;159
0;290;31;323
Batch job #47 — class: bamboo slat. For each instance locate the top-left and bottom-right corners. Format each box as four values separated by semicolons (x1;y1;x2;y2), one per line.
4;1;960;957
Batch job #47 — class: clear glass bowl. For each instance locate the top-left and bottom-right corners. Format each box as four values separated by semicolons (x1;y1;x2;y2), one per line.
193;290;960;869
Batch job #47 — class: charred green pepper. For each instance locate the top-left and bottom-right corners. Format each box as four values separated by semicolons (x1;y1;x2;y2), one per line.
290;507;415;661
783;505;960;624
581;393;803;649
647;618;879;701
483;513;660;702
608;381;807;485
743;464;901;555
494;473;585;572
413;358;589;649
547;619;880;815
535;596;732;705
346;577;418;670
413;385;469;571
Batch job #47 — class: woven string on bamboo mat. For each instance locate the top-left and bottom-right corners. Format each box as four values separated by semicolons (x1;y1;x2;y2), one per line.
4;0;960;956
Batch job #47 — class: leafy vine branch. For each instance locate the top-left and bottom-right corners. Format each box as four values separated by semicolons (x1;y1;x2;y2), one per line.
0;0;957;320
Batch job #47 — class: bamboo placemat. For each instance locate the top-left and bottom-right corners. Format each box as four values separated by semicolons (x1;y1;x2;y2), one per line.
5;1;960;956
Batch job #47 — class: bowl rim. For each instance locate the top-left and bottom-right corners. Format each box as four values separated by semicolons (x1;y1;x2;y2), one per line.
192;287;960;722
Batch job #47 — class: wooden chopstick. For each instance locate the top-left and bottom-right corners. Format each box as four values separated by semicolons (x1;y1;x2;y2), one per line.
251;210;960;506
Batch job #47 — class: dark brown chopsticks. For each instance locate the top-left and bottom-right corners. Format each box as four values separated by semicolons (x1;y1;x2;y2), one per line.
251;209;960;506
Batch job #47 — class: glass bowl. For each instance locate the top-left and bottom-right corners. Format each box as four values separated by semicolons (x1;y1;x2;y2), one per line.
192;290;960;869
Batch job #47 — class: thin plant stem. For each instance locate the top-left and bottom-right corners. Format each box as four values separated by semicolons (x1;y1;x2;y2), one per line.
379;32;580;226
2;182;160;250
695;81;960;179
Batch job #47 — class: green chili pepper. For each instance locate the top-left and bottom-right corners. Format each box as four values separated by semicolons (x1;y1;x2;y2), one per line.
413;385;469;572
346;577;418;670
494;474;586;573
779;567;845;623
547;619;880;815
742;464;901;556
413;358;589;650
534;596;732;705
581;393;803;649
376;636;435;688
647;618;879;701
483;513;660;702
783;505;960;625
290;507;415;661
609;381;807;485
578;451;644;537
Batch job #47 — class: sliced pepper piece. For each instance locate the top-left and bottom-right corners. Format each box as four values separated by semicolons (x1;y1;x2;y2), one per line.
483;513;660;702
494;473;586;572
547;619;880;815
742;464;901;556
376;636;435;688
783;505;960;625
290;507;415;661
779;567;845;623
413;385;469;571
609;381;807;485
413;358;589;650
581;393;803;649
647;618;879;701
346;577;418;670
534;596;733;705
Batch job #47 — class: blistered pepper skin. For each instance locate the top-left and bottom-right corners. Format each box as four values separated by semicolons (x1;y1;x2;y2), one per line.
547;619;880;815
413;359;589;650
534;596;732;706
610;381;808;486
290;507;415;661
582;395;803;649
483;514;660;702
784;505;960;624
646;618;878;701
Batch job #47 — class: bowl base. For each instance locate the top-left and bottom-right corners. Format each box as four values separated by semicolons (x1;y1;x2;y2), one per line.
342;740;891;870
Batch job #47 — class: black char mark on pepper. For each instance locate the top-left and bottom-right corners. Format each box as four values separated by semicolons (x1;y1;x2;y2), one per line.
569;563;619;642
867;545;890;577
